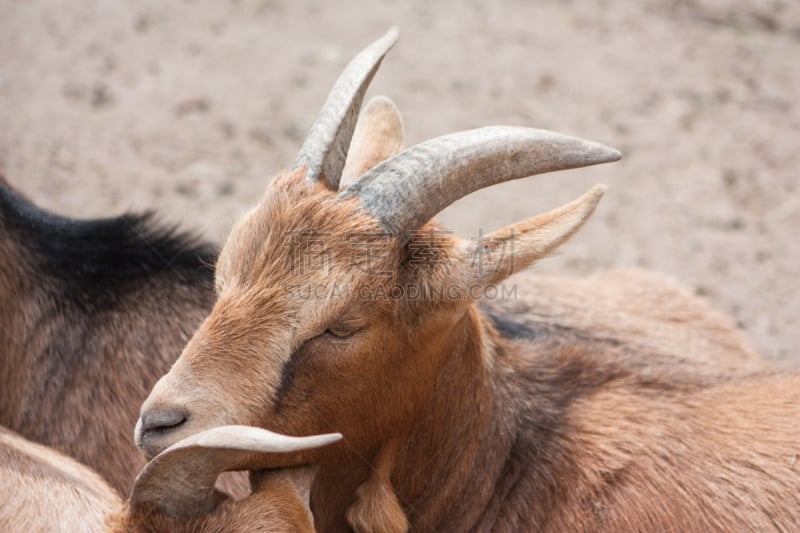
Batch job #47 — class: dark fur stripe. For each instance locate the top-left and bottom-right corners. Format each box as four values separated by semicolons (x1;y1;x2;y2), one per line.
0;180;216;307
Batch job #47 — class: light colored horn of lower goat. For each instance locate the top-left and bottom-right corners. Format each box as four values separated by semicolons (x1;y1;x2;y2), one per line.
292;27;398;190
339;125;621;244
130;425;342;518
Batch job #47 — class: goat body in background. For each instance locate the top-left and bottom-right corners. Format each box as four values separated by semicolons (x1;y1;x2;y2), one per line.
0;425;120;532
0;172;220;495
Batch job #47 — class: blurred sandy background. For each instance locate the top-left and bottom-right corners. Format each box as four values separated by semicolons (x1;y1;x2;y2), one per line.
1;0;798;364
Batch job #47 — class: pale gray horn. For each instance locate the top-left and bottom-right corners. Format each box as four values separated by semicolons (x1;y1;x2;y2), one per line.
292;27;398;190
339;126;621;245
130;425;342;518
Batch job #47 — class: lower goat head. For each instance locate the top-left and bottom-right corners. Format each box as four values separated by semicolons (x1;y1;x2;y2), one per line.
136;28;620;462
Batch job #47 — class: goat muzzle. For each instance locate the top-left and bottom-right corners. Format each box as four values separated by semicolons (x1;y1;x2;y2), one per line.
135;406;189;458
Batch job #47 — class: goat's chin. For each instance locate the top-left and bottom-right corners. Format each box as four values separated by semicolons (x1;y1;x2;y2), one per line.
136;433;172;460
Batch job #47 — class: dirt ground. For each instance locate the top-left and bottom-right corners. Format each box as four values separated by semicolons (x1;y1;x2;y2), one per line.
1;0;798;364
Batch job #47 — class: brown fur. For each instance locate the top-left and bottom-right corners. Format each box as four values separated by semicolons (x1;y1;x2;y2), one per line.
0;175;249;498
106;470;315;533
346;439;409;533
493;267;764;372
140;167;796;531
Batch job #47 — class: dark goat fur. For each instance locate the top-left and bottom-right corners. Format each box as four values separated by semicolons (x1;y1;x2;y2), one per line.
0;173;217;494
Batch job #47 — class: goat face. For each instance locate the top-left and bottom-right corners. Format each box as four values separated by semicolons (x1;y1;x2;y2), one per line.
137;170;450;460
138;174;611;464
136;29;618;463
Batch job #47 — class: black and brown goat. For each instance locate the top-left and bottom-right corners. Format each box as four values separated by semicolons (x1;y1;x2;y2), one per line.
0;171;225;495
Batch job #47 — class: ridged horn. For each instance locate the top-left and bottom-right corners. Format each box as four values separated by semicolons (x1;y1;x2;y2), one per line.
339;126;621;245
130;425;342;518
292;28;398;190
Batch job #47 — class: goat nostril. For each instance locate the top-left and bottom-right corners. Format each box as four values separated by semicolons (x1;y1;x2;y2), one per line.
140;408;188;434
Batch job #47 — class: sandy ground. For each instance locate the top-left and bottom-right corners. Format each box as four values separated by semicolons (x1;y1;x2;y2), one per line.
1;0;798;364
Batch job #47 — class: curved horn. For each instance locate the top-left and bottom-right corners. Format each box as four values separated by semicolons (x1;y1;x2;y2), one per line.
339;126;621;245
130;426;342;518
292;28;398;190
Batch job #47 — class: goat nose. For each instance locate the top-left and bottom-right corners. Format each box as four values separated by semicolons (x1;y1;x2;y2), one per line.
140;407;188;434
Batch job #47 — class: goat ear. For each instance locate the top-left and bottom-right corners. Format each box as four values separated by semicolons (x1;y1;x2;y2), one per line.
459;185;606;287
130;425;342;518
340;95;405;190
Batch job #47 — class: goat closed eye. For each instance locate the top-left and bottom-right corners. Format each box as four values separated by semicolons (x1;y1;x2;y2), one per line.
324;326;360;339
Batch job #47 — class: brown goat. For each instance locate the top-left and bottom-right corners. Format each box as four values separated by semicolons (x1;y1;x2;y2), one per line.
0;172;253;497
0;86;446;503
1;423;339;532
0;33;757;506
135;29;798;531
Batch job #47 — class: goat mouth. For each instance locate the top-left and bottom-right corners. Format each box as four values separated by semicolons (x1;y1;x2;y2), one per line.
134;416;190;459
134;405;193;456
